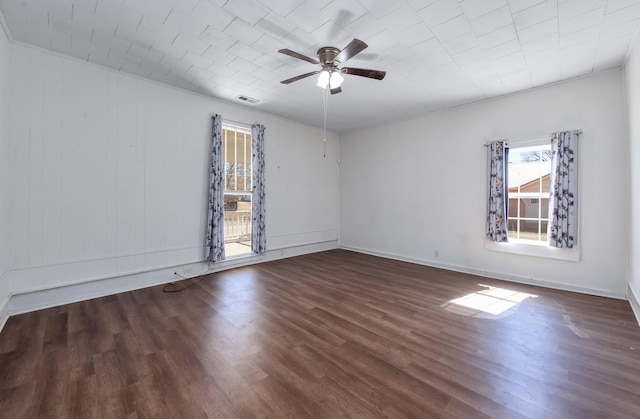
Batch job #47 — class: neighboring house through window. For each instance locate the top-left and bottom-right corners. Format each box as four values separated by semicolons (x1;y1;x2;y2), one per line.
507;143;551;244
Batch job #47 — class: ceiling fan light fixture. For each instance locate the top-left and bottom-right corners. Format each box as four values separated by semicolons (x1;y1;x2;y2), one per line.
317;70;330;88
329;71;344;89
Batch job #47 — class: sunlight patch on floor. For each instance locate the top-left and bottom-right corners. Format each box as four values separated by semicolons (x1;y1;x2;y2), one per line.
442;284;538;319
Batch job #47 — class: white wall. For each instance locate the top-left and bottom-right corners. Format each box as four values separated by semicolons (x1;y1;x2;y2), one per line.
0;22;11;327
626;38;640;317
6;43;338;311
339;71;628;298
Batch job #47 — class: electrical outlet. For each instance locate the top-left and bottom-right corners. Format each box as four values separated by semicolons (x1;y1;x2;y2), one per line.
183;267;192;274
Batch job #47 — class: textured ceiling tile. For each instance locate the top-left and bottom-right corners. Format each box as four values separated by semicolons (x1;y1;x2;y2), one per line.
321;1;367;28
560;26;601;47
377;4;423;34
520;33;558;54
251;66;280;82
280;28;317;51
603;2;640;26
601;19;640;40
507;0;547;14
228;42;263;62
256;0;305;17
418;0;464;27
199;27;237;50
223;0;270;25
485;38;522;60
515;17;557;43
338;12;386;41
93;1;141;36
454;46;489;65
172;33;210;55
408;36;447;57
208;61;237;77
431;14;473;42
251;33;283;56
477;24;518;48
357;0;405;19
469;6;513;36
285;1;330;34
164;9;208;38
560;7;605;36
253;53;286;71
138;16;179;44
182;50;214;69
366;30;401;53
605;0;640;13
512;0;558;31
255;11;296;39
151;40;187;60
306;21;343;46
114;23;155;49
460;0;508;20
129;42;164;63
50;14;93;42
191;1;234;30
167;0;199;14
123;0;172;22
397;23;435;47
228;56;260;73
559;0;607;16
202;45;236;65
442;31;481;54
224;18;264;45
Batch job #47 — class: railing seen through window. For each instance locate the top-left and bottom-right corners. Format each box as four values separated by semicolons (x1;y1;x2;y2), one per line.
223;124;252;256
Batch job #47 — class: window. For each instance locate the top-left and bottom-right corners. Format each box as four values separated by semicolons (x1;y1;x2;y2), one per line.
507;144;551;244
486;133;580;262
223;124;252;257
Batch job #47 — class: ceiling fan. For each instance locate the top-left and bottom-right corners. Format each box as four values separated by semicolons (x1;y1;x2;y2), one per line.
278;39;386;95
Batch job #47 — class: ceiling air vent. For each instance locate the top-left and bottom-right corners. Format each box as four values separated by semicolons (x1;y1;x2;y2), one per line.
237;95;260;104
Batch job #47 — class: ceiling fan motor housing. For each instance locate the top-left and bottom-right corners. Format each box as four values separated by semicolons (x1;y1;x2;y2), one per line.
317;47;341;68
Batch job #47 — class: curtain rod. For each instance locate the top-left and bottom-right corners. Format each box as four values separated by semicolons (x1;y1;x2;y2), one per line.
483;130;582;146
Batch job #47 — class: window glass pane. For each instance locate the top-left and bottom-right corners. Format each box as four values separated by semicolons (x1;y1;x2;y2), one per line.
541;198;549;219
222;124;252;256
508;220;518;239
507;143;551;243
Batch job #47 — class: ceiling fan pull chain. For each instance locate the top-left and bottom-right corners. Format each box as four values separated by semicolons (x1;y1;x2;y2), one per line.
322;86;329;158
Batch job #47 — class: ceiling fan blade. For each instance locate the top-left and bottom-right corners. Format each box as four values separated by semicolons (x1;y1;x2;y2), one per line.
330;86;342;95
335;39;368;64
342;67;386;80
278;48;319;65
280;71;319;84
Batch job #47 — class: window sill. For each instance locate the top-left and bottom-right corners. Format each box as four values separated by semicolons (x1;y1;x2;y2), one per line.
485;239;580;262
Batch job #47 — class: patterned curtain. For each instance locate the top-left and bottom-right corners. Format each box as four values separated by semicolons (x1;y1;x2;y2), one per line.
548;131;578;248
486;141;509;242
205;115;225;262
251;124;266;254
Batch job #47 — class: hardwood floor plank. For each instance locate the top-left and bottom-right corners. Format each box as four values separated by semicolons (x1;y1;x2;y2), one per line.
0;249;639;418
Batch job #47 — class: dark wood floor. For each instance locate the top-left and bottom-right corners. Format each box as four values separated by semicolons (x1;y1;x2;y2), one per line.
1;250;640;418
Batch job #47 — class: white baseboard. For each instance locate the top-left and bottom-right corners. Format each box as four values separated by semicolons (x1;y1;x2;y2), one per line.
628;283;640;327
339;245;626;300
5;240;338;320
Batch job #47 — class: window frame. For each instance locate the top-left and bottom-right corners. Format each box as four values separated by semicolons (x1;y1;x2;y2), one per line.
222;122;254;258
484;137;580;262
